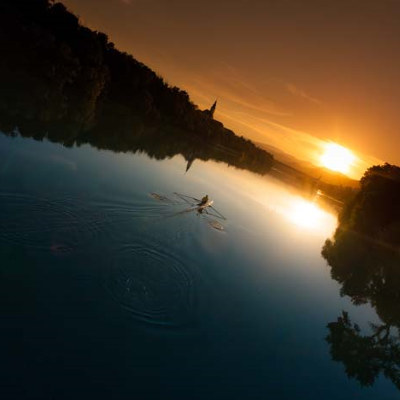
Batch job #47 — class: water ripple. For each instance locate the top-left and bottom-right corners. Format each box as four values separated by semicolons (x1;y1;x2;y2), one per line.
0;192;108;252
105;242;197;327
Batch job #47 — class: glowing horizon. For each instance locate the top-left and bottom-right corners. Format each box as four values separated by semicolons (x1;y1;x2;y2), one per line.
63;0;398;180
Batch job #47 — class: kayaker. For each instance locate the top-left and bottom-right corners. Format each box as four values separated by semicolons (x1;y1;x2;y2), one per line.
198;195;209;207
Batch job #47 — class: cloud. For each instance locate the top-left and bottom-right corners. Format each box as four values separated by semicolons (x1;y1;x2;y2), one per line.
215;110;382;179
181;72;290;118
285;83;322;106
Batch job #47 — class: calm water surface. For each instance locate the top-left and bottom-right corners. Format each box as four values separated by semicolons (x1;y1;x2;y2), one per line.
0;134;396;399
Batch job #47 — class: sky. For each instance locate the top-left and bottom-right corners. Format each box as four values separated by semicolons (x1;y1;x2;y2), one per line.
63;0;400;179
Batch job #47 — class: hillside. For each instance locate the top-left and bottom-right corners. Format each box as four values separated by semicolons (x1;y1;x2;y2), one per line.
0;0;274;175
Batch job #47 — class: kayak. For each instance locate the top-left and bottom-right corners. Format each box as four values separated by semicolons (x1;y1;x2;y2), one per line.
198;200;214;209
174;193;226;220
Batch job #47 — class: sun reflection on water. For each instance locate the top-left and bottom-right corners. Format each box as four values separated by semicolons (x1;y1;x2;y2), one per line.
190;159;338;237
262;187;337;235
287;199;325;229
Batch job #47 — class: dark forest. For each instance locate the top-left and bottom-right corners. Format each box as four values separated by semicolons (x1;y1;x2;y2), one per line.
0;0;274;175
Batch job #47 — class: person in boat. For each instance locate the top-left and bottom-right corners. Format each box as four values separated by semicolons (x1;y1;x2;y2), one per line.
198;195;209;207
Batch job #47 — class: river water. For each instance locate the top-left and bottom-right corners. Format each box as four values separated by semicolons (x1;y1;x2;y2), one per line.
0;133;396;399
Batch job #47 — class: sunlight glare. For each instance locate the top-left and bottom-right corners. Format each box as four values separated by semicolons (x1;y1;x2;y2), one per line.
288;200;325;229
320;143;355;174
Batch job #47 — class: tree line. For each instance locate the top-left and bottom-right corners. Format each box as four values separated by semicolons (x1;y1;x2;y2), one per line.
0;0;273;174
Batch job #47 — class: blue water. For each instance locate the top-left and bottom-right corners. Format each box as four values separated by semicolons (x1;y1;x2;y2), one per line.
0;134;397;399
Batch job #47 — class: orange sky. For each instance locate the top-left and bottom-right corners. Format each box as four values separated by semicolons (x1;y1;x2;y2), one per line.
63;0;400;179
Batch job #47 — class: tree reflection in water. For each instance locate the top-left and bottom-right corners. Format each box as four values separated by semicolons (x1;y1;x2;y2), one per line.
327;311;400;390
322;164;400;391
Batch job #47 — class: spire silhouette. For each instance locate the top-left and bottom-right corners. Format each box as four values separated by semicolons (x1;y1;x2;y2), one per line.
209;99;217;118
203;99;217;119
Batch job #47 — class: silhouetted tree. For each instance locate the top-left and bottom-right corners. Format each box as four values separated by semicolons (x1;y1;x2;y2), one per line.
322;164;400;391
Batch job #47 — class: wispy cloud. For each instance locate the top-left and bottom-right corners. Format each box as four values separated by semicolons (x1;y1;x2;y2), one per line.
216;110;382;179
285;83;322;106
181;73;290;118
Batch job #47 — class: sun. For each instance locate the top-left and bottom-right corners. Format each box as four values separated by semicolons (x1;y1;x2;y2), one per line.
320;143;355;174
